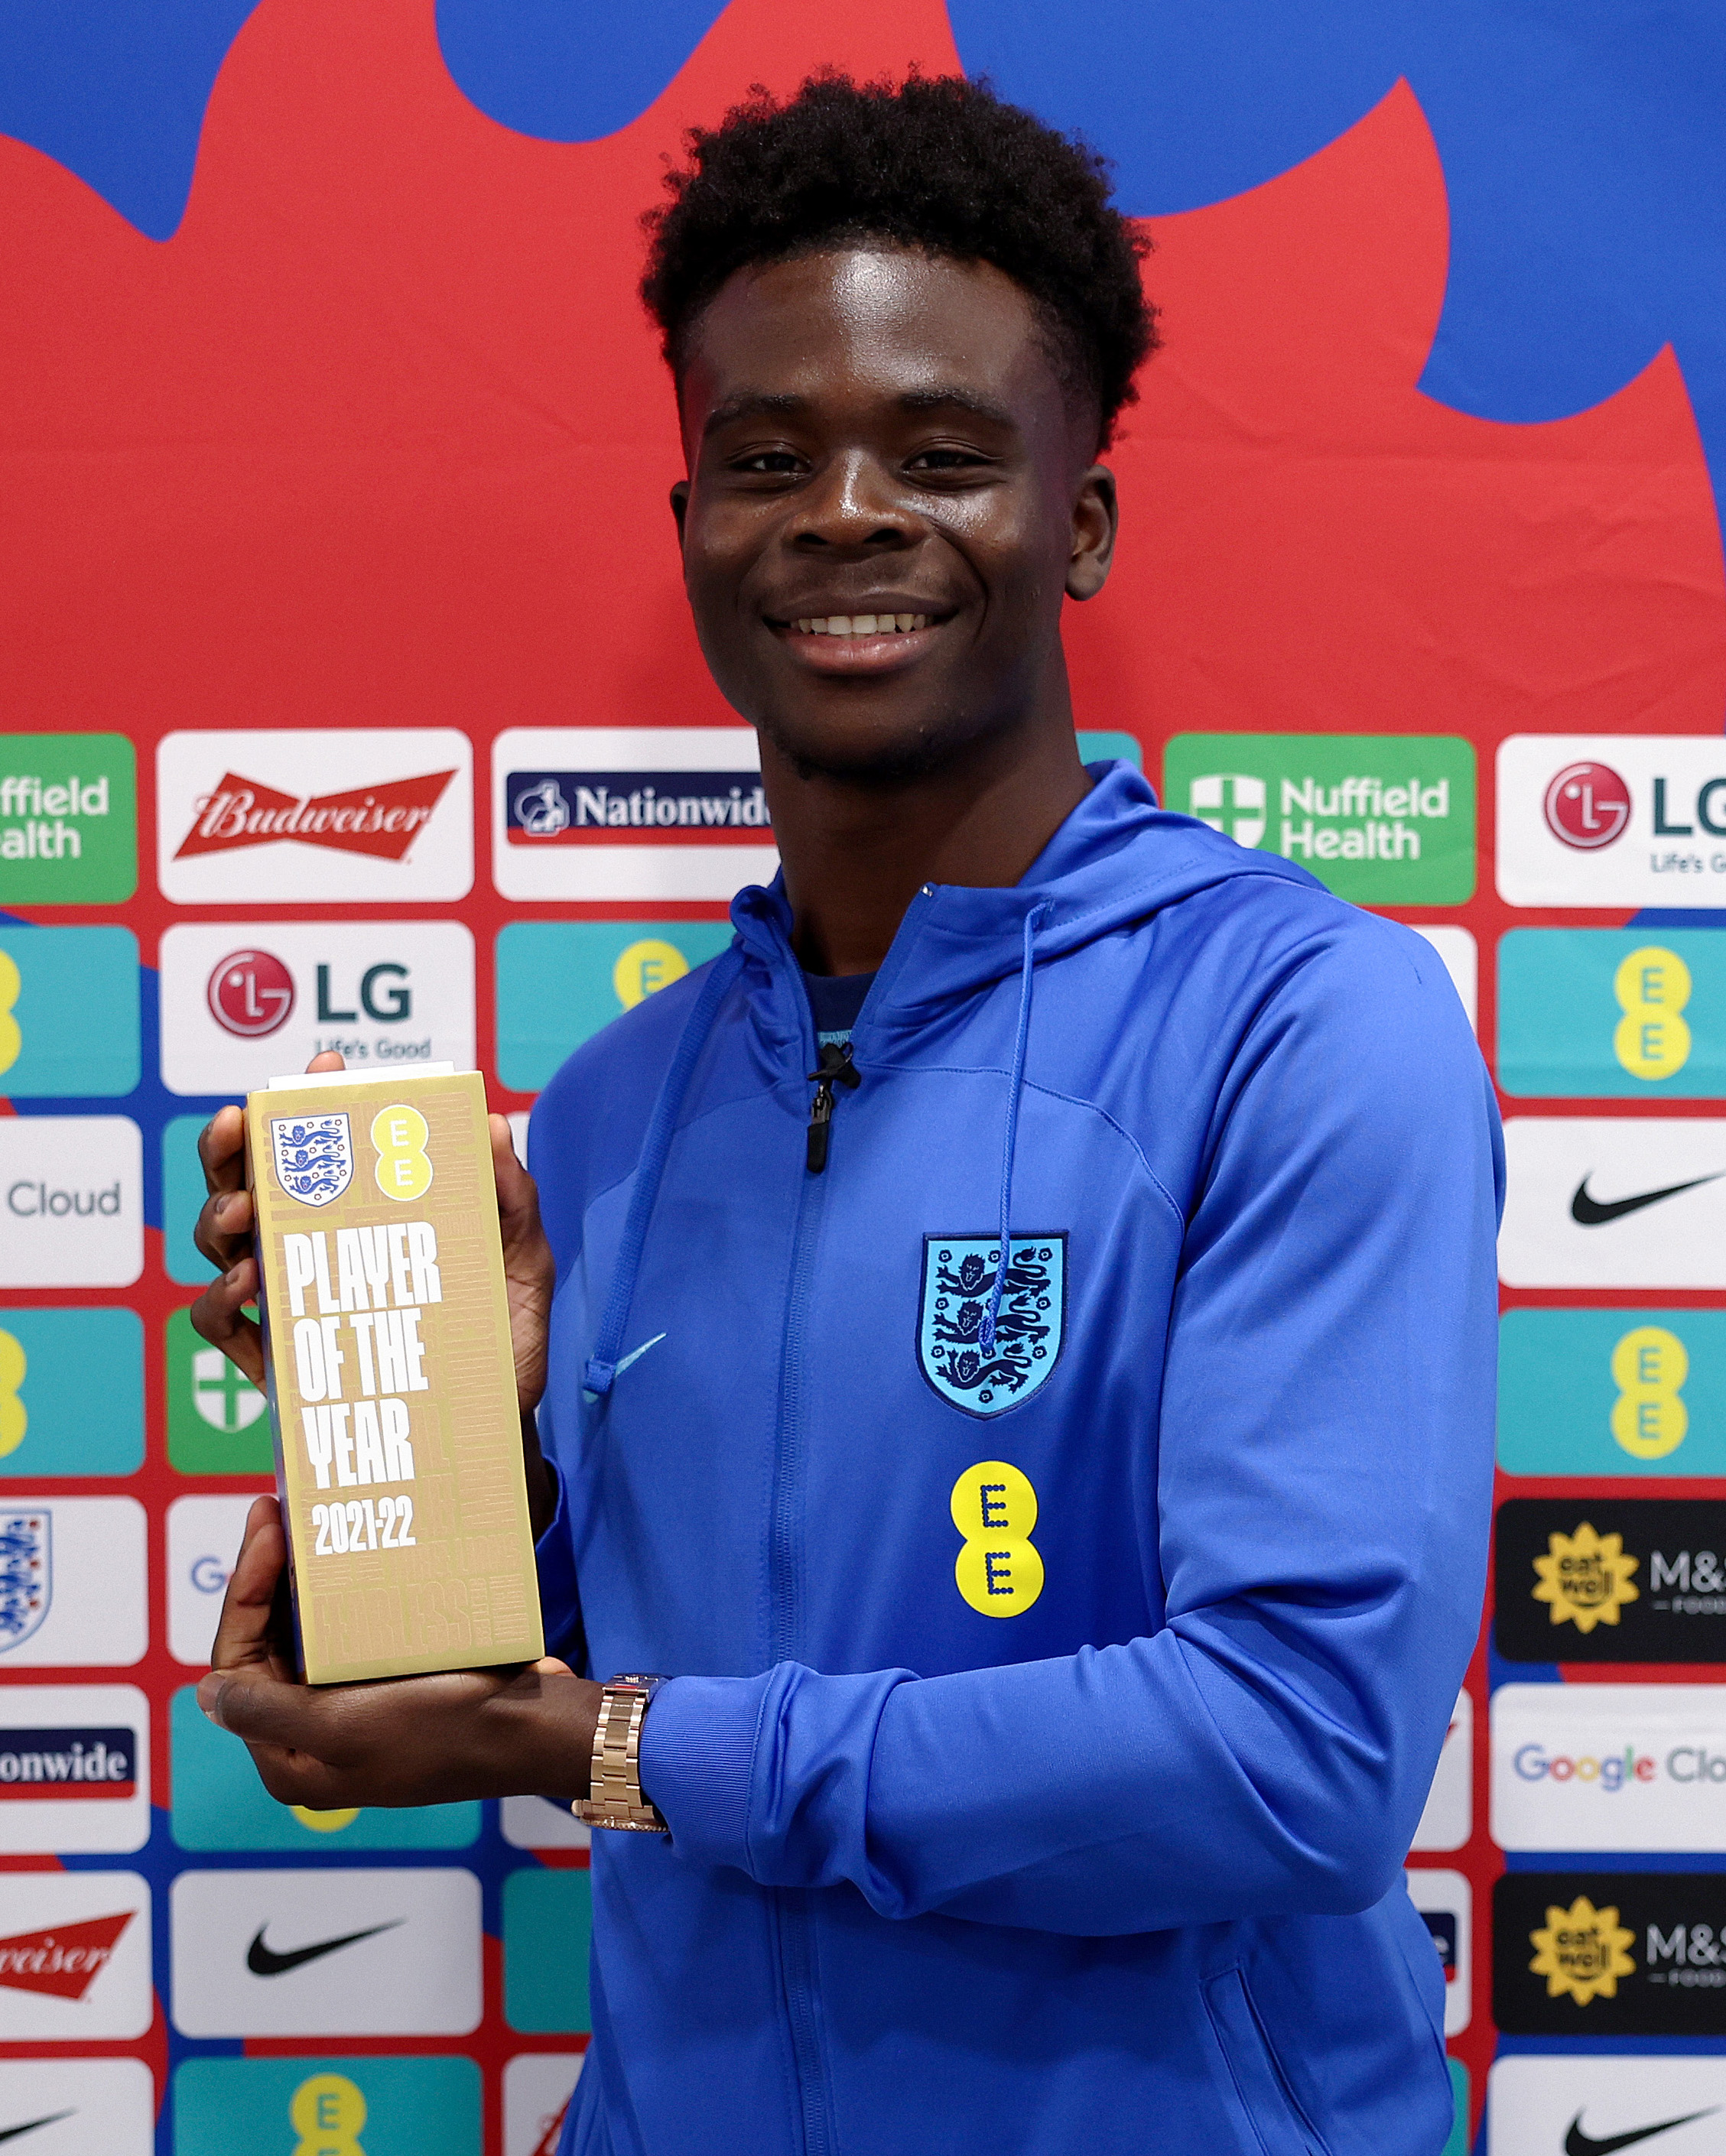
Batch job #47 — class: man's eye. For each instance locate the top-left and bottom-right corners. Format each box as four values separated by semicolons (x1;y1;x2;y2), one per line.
736;452;804;475
907;448;989;472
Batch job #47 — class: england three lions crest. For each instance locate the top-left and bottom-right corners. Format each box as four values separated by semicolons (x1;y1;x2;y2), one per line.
0;1512;50;1654
918;1235;1067;1417
270;1112;353;1208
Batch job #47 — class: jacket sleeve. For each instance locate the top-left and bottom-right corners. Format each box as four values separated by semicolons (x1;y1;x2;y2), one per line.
638;927;1503;1935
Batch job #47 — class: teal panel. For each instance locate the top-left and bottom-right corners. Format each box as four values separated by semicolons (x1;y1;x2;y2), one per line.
1499;1308;1726;1476
1443;2060;1468;2156
496;921;735;1092
0;1305;142;1474
1498;927;1726;1096
169;1687;479;1850
0;924;138;1096
174;2056;479;2156
163;1112;216;1285
1075;729;1143;769
503;1868;592;2033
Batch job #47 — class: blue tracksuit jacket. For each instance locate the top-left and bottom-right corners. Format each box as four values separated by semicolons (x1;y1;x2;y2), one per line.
529;761;1502;2156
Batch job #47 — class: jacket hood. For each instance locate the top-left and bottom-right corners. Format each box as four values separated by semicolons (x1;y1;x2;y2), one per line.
728;761;1323;1010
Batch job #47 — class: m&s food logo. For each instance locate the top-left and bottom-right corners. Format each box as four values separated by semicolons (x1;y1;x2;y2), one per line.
1533;1521;1640;1633
1528;1896;1636;2005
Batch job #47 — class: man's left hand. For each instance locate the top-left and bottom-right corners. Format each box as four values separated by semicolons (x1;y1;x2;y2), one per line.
197;1495;603;1808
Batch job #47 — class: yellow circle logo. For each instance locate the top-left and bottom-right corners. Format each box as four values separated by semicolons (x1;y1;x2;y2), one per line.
291;2071;367;2154
951;1460;1044;1616
290;1804;361;1833
1610;1324;1689;1460
1532;1521;1640;1632
0;948;20;1079
613;939;691;1011
0;1328;25;1460
1613;945;1692;1080
1529;1895;1636;2005
371;1102;432;1203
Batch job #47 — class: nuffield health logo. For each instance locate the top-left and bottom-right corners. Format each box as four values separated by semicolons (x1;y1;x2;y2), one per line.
918;1235;1066;1417
505;770;770;844
270;1115;353;1210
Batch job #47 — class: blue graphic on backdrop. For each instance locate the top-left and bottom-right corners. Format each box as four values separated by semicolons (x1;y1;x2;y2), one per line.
5;1;1726;546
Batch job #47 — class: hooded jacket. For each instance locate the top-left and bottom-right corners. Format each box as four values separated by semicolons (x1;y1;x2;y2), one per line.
530;761;1502;2156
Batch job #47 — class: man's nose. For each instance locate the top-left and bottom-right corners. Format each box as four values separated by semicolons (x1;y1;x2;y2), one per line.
788;450;917;549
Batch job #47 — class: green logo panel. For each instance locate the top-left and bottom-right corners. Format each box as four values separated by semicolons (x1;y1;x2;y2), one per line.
170;1687;479;1849
0;924;138;1096
1499;1308;1726;1476
0;1306;142;1475
165;1303;271;1474
174;2056;480;2156
1162;733;1475;904
0;733;136;903
496;921;736;1092
1499;927;1726;1096
504;1868;593;2033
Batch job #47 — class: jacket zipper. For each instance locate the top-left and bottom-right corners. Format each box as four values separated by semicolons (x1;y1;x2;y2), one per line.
770;1018;844;2156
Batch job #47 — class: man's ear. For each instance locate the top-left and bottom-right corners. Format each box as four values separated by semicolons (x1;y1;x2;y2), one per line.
670;478;690;550
1066;464;1118;602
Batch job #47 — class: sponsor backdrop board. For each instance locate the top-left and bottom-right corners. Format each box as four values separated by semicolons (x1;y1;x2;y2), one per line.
3;2;1726;2148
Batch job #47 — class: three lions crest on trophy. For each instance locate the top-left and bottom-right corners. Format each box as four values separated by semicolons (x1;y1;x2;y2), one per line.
917;1234;1067;1417
270;1112;353;1208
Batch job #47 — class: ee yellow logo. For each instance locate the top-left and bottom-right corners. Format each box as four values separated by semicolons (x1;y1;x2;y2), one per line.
1528;1895;1636;2005
1613;945;1692;1080
291;2071;366;2156
372;1103;432;1203
291;1804;361;1832
0;1326;24;1458
613;938;691;1011
1532;1521;1640;1632
0;948;19;1077
951;1460;1044;1616
1611;1324;1689;1460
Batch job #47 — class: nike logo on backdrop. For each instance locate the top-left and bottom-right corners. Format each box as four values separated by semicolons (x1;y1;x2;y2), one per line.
246;1918;403;1976
1566;2109;1720;2156
1570;1172;1724;1225
0;2117;74;2146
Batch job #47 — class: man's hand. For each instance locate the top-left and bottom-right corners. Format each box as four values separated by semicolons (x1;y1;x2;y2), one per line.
187;1050;560;1531
198;1495;603;1807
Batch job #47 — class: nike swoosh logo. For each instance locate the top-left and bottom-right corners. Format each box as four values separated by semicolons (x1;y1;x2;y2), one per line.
1571;1172;1724;1225
613;1332;666;1378
246;1918;403;1976
0;2116;75;2146
1566;2109;1720;2156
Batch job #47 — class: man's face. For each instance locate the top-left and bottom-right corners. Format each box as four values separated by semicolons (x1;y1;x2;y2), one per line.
673;246;1114;781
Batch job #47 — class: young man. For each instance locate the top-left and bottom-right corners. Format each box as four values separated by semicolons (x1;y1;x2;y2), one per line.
192;74;1500;2156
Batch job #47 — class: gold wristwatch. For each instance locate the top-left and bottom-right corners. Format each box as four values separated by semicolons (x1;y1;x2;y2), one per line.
573;1674;669;1833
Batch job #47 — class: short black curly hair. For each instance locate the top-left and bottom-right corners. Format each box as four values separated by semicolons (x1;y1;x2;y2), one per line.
641;73;1157;446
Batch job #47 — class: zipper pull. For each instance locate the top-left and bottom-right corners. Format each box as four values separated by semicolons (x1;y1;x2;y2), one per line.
805;1040;860;1174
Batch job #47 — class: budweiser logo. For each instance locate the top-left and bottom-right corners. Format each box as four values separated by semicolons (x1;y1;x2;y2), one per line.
0;1912;132;2000
174;770;456;862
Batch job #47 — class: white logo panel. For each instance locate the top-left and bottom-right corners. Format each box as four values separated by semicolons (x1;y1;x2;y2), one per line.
504;2054;584;2156
0;1684;151;1855
167;1495;256;1668
1412;927;1477;1034
0;2059;153;2154
1410;1690;1471;1852
0;1499;145;1668
1490;2055;1726;2154
0;1118;141;1288
501;1795;590;1851
492;728;776;901
171;1867;482;2036
157;729;473;904
0;1870;152;2041
1501;1117;1726;1287
159;922;476;1094
1405;1867;1471;2035
1494;1682;1726;1852
1498;733;1726;905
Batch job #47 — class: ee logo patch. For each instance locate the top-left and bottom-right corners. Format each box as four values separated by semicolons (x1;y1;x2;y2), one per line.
951;1460;1044;1616
291;2071;366;2156
1613;945;1692;1080
372;1103;431;1203
1611;1324;1689;1460
613;938;690;1010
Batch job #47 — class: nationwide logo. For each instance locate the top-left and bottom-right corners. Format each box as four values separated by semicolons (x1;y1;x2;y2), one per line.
174;770;455;863
206;948;294;1037
1546;761;1633;850
505;770;771;845
1534;1522;1641;1633
0;1729;135;1800
1531;1895;1637;2004
0;1913;132;2002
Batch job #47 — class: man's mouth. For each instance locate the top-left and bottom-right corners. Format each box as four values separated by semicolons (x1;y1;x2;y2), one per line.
789;612;931;635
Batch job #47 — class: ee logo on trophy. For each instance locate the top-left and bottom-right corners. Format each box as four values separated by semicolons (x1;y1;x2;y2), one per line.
372;1104;432;1202
951;1461;1044;1616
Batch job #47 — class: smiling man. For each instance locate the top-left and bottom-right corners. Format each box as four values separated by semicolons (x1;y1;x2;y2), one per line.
190;73;1502;2156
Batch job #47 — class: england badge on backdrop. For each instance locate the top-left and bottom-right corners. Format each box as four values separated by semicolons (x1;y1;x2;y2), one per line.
0;1514;49;1653
270;1114;353;1209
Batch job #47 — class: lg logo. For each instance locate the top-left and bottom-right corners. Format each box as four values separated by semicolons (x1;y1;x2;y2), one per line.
1545;761;1631;851
206;951;413;1040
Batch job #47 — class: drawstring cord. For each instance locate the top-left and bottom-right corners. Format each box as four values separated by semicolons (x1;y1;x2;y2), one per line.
980;901;1049;1355
583;943;746;1396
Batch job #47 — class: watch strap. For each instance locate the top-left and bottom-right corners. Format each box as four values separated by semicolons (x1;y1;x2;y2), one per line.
573;1674;668;1833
